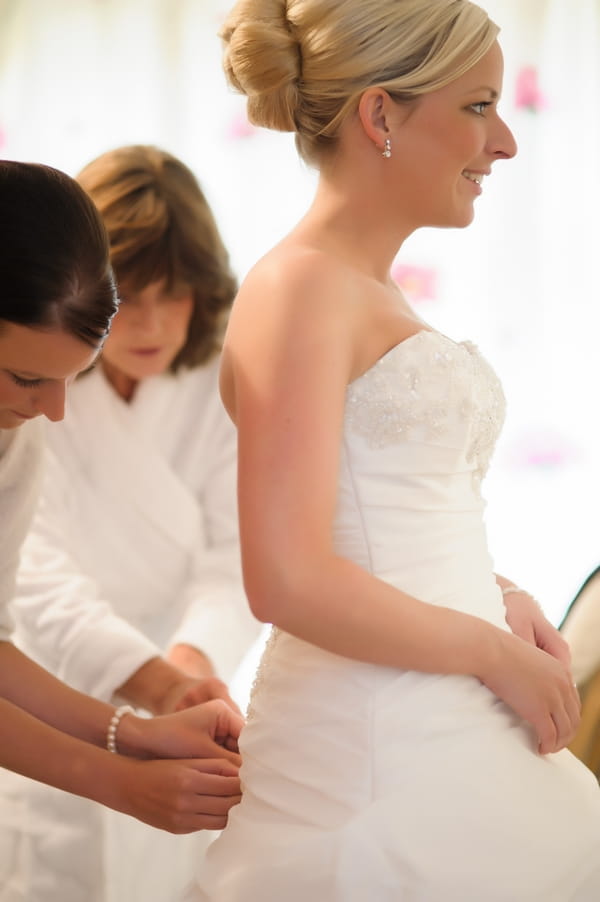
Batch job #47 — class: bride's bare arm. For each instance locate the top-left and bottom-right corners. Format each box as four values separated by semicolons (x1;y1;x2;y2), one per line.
224;253;579;754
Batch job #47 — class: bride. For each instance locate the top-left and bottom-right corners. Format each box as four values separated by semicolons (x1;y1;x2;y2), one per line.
193;0;600;898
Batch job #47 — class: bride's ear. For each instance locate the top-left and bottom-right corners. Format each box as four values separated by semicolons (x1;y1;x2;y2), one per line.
358;88;393;155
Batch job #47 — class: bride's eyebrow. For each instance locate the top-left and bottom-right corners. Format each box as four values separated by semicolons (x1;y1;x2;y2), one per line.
464;86;499;100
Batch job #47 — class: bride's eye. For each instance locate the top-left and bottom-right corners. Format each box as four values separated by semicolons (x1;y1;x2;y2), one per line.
470;101;492;116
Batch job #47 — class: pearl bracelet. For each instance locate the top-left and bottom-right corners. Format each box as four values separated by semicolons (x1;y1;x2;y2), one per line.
106;705;135;754
501;584;544;611
500;585;528;598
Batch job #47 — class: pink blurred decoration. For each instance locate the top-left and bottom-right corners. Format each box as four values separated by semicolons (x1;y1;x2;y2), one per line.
507;427;581;471
226;112;258;140
391;263;438;303
514;66;546;112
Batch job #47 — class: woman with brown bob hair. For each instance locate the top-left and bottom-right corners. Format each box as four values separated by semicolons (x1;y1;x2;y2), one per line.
87;144;236;374
4;147;260;902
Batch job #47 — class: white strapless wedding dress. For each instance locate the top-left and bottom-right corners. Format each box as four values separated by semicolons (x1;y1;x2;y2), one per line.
194;331;600;901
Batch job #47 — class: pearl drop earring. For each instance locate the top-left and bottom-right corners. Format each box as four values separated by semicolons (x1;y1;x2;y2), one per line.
381;137;392;159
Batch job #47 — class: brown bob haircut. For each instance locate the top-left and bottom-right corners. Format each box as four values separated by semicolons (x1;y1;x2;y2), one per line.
76;145;237;370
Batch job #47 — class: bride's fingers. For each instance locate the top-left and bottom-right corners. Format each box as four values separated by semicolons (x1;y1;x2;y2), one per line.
545;692;580;754
536;692;577;755
551;710;573;753
537;714;558;755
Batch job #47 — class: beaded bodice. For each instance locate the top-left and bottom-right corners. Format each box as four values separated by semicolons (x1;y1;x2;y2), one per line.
345;330;505;484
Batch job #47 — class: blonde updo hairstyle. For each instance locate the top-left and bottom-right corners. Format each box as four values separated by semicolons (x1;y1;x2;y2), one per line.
221;0;498;166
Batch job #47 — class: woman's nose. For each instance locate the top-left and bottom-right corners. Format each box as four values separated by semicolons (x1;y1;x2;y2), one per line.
131;301;163;334
492;116;518;161
34;381;66;422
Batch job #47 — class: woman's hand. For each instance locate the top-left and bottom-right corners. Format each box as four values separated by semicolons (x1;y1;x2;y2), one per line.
118;654;241;717
124;698;244;762
165;644;242;713
113;755;242;833
480;629;580;755
167;643;215;680
162;674;242;717
503;589;571;668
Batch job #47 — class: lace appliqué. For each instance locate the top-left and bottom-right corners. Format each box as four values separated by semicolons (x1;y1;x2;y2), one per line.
245;626;281;721
345;332;505;482
461;341;506;480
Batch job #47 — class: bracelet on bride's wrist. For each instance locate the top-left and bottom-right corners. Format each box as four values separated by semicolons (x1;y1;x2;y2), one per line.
501;585;528;598
106;705;135;754
501;584;544;612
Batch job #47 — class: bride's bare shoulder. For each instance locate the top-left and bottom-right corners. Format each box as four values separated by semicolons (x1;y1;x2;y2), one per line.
240;242;354;305
220;244;361;417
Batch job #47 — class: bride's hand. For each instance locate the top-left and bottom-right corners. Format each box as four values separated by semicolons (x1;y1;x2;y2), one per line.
503;590;571;668
480;629;580;755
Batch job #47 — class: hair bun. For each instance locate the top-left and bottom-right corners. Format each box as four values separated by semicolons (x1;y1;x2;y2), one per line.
221;0;301;132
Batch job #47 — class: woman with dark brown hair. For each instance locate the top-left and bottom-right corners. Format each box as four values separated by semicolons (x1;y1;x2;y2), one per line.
0;158;243;890
2;147;259;902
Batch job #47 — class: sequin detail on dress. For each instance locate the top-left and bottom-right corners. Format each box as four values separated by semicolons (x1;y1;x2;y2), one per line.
345;331;505;483
245;626;281;721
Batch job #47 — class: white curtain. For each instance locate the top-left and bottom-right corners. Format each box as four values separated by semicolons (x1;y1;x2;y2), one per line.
0;0;598;622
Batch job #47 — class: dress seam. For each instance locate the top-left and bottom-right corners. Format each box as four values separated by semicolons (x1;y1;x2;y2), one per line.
339;437;375;804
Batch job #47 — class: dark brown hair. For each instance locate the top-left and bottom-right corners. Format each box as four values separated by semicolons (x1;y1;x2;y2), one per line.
0;160;118;346
77;145;237;369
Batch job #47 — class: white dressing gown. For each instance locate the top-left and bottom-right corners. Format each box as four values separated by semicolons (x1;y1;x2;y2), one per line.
0;422;43;642
0;361;260;902
0;421;44;898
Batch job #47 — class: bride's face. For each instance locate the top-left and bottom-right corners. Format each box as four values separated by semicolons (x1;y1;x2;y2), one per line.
384;41;517;231
0;321;98;429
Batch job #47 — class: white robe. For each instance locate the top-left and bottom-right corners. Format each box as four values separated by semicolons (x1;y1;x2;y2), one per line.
0;361;261;902
0;422;43;641
0;421;44;898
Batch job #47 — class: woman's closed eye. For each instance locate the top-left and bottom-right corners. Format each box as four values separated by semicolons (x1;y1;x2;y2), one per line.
9;372;44;388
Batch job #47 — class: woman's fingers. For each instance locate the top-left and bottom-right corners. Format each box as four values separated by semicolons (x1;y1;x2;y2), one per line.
186;759;241;788
165;763;242;833
483;631;584;756
193;735;242;765
537;680;581;754
535;709;558;755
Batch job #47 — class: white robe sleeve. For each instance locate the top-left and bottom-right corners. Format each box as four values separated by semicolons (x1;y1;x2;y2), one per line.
12;449;160;701
167;399;262;682
0;423;44;641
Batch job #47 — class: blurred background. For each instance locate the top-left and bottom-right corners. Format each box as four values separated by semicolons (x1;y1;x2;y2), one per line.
0;0;598;624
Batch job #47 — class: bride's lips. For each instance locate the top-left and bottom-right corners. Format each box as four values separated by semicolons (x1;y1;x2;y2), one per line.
461;169;489;196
